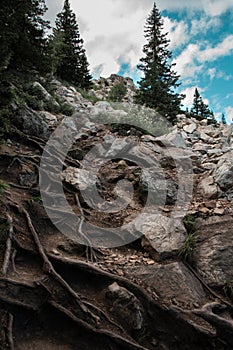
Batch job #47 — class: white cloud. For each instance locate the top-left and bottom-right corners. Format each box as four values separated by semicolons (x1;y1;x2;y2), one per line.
180;86;196;109
207;68;217;80
199;35;233;62
156;0;233;16
225;106;233;123
44;0;233;84
190;16;221;36
174;34;233;83
180;86;209;109
174;44;202;78
203;0;233;16
45;0;148;77
163;17;189;49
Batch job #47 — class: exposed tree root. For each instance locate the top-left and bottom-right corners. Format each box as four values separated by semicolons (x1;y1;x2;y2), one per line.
49;300;148;350
1;213;14;276
7;313;14;350
1;128;233;349
21;206;102;326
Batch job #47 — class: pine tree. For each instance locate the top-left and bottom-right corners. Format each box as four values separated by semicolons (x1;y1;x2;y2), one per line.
190;88;214;121
0;1;16;72
136;2;183;123
221;113;227;124
190;88;202;117
1;0;50;73
52;0;92;89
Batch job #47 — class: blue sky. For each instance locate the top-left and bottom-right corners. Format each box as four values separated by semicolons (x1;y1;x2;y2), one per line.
45;0;233;122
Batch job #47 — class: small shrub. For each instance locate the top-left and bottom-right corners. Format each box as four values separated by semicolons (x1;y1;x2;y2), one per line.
0;180;9;194
29;84;46;100
178;233;196;262
0;108;12;141
59;102;74;116
23;92;43;110
28;196;42;205
108;82;127;102
43;99;60;114
183;214;196;235
179;215;197;262
92;84;101;91
91;104;171;137
77;87;100;104
223;281;233;301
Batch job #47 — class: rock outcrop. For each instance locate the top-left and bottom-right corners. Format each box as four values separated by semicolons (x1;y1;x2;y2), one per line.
1;76;233;349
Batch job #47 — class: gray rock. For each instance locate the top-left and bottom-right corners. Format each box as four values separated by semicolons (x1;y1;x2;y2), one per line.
91;101;113;114
126;262;206;307
198;176;218;199
141;216;187;260
124;213;187;260
214;151;233;190
17;107;50;139
199;132;212;143
193;215;233;287
106;282;143;330
207;149;223;156
193;143;208;154
183;123;197;134
62;167;97;191
155;129;187;149
141;168;167;205
39;111;58;126
33;82;52;101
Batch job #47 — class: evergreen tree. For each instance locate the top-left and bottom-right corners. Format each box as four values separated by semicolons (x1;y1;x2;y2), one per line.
190;88;202;117
0;0;49;73
0;1;15;72
52;0;92;89
136;2;183;123
221;113;227;124
108;82;127;102
190;88;214;121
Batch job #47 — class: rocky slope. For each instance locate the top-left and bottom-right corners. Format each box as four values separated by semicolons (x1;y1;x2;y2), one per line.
0;75;233;349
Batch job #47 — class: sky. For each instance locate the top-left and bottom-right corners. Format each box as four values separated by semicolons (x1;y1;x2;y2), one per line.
45;0;233;123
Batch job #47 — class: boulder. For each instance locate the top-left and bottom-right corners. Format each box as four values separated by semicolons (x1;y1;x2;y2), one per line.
39;111;58;126
213;151;233;191
193;215;233;287
141;215;187;260
183;123;197;134
124;213;187;260
155;128;187;149
106;282;143;331
198;176;218;199
17;107;50;139
33;82;52;102
126;262;206;307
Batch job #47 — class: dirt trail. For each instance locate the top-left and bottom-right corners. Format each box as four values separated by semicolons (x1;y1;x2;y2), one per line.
0;127;233;350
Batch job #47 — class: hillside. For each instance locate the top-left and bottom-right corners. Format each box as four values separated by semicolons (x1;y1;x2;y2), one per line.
0;75;233;349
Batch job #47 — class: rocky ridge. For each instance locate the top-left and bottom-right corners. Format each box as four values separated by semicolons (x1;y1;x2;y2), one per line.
0;75;233;349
